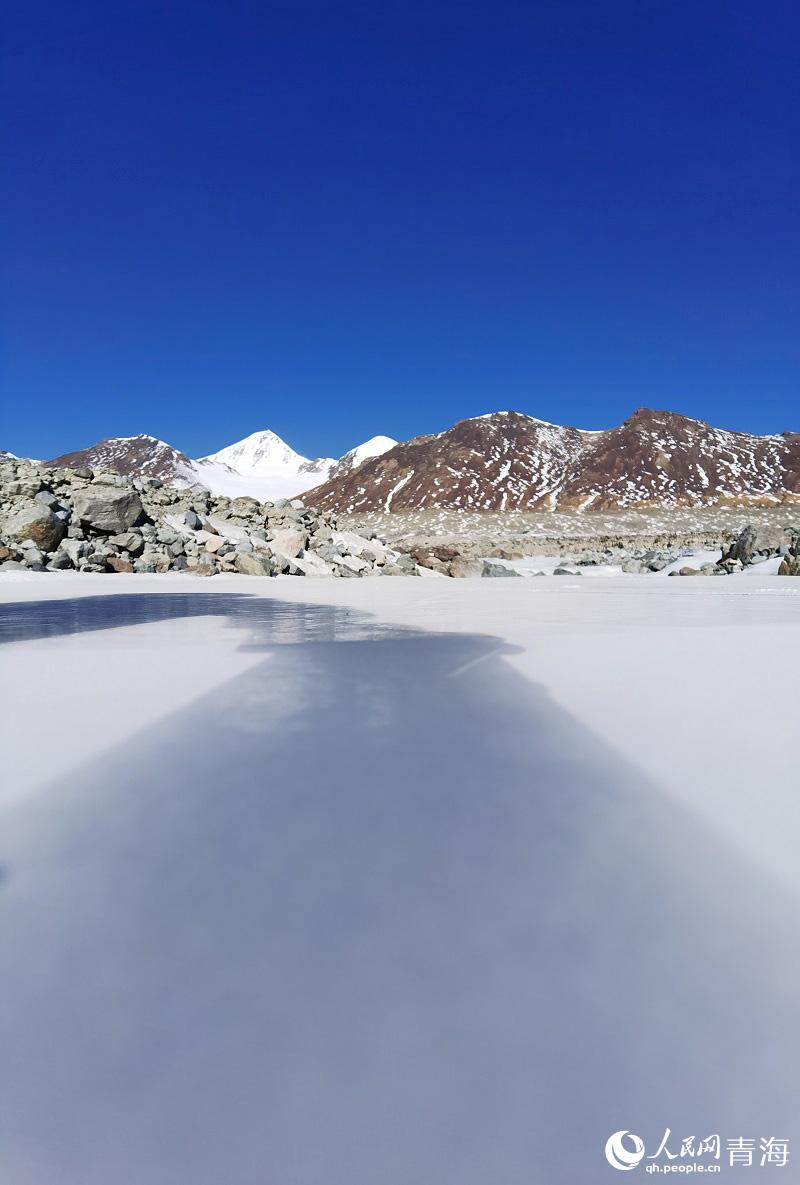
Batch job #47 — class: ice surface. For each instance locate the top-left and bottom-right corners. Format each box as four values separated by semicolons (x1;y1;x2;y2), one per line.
0;574;798;1184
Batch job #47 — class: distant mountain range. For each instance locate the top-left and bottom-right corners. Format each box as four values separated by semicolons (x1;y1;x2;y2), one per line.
37;409;800;512
47;431;398;503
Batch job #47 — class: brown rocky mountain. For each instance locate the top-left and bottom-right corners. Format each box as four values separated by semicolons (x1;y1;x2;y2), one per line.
48;435;197;484
304;409;800;513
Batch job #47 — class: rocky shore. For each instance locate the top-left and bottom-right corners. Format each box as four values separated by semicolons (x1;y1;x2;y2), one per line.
0;456;419;577
405;521;800;577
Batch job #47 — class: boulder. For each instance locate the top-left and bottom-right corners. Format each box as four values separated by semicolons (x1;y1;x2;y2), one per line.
337;554;369;575
72;488;144;533
106;555;134;573
3;503;66;551
778;556;800;576
46;550;74;570
449;556;484;578
290;553;335;577
268;527;307;558
109;531;145;556
234;552;274;576
724;523;796;565
58;538;88;565
205;515;251;544
197;531;225;553
481;560;521;577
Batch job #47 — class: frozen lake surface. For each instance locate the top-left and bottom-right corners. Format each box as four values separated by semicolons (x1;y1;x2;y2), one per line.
1;575;799;1183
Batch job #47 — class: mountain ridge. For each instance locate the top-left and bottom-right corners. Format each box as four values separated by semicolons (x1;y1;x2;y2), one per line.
46;430;398;502
39;410;800;511
304;409;800;513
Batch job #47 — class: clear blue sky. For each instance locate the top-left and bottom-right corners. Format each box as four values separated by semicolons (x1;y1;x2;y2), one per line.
3;0;798;460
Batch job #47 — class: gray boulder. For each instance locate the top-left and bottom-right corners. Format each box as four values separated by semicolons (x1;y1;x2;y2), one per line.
58;538;88;565
449;556;484;578
268;527;308;558
72;488;144;533
481;560;521;577
4;503;66;551
109;531;145;556
234;552;274;576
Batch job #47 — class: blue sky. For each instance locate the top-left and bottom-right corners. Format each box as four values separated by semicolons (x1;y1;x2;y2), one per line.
3;0;798;460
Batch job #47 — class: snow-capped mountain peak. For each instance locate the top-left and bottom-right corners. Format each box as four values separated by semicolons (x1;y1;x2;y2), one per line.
200;430;326;475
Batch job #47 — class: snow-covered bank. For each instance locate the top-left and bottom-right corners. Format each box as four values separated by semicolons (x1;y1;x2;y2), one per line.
1;574;799;1184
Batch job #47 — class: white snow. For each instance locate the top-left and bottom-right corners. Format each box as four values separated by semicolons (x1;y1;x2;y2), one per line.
339;434;397;468
383;469;414;511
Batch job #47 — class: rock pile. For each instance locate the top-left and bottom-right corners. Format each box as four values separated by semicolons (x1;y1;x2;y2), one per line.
670;523;800;577
0;456;420;577
407;523;800;577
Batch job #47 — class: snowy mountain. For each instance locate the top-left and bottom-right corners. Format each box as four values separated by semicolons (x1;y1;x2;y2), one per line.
200;430;334;479
303;410;800;513
326;435;399;482
47;429;397;501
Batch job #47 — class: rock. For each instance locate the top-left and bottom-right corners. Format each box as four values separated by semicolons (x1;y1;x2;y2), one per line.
58;538;88;565
228;497;261;518
723;523;796;565
197;531;225;553
234;552;274;576
337;554;369;576
448;556;484;578
678;567;703;576
481;560;521;577
187;555;217;576
394;553;417;574
133;550;170;573
34;490;60;509
622;560;643;573
778;556;800;576
553;567;581;576
184;510;202;530
268;527;307;558
4;503;66;551
72;488;144;533
205;515;251;544
106;555;134;573
289;553;335;577
109;531;145;556
46;550;74;570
